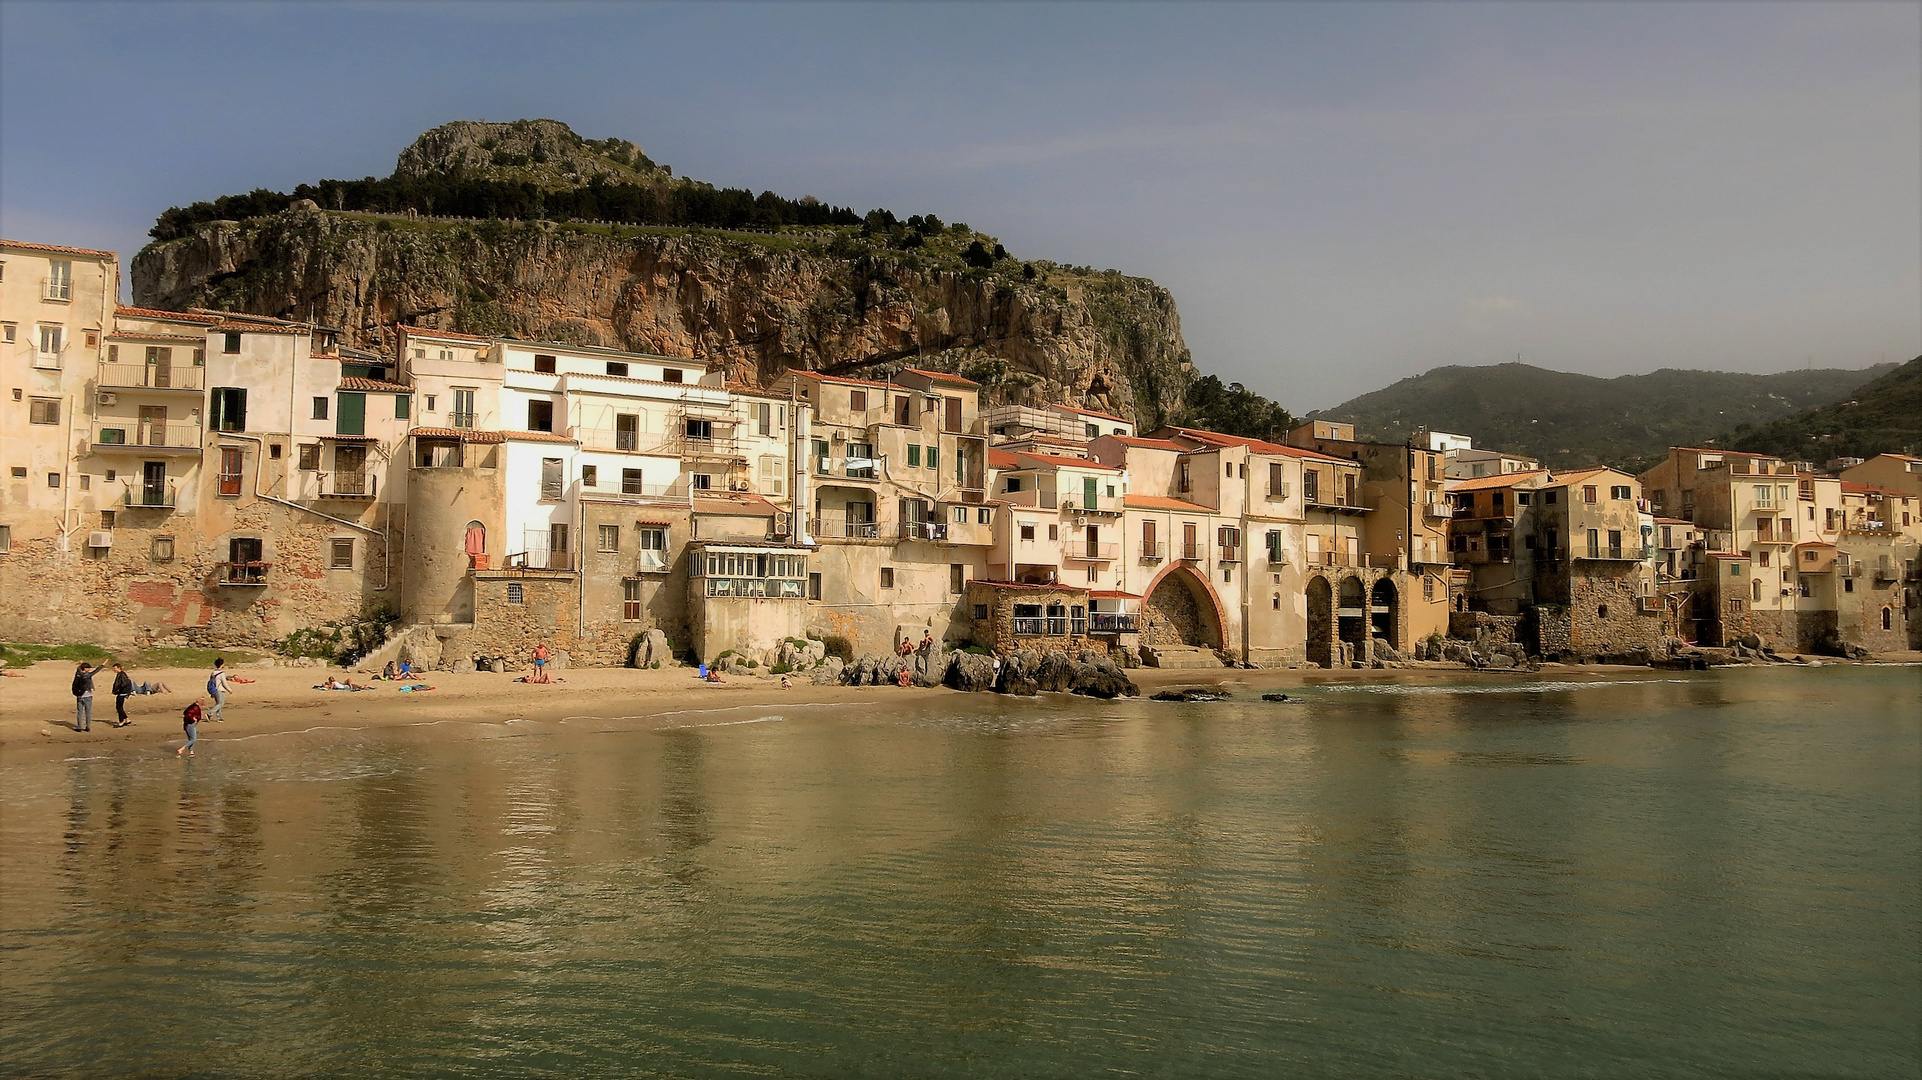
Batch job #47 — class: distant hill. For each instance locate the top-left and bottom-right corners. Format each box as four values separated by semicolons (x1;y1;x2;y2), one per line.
1726;356;1922;462
1310;362;1895;473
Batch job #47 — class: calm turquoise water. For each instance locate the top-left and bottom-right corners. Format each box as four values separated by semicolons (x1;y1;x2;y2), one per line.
2;667;1917;1078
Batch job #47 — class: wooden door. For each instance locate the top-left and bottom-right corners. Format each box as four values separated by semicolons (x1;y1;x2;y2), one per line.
945;396;961;432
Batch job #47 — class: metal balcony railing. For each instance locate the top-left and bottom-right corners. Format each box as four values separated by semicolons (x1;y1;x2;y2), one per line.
900;521;949;541
1011;617;1070;636
1139;541;1166;562
448;411;477;429
93;420;203;450
1065;542;1119;562
216;561;271;585
318;472;377;498
1218;546;1241;564
1179;544;1203;562
99;363;205;390
810;515;881;539
123;481;177;508
1089;613;1138;633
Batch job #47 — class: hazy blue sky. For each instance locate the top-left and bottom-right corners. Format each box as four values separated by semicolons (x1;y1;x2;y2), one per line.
3;1;1916;408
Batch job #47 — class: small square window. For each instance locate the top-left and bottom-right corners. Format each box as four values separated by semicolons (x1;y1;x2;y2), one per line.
605;361;629;377
1020;524;1036;541
151;535;174;562
99;510;114;528
104;469;115;481
972;604;988;620
223;332;241;353
425;395;436;412
330;539;354;569
978;508;991;524
507;582;524;604
598;524;620;552
298;444;320;470
1;323;14;344
47;472;61;488
1047;524;1058;540
312;397;329;420
662;368;684;384
29;398;59;425
84;329;100;348
880;567;895;589
582;464;598;487
533;354;557;374
10;467;26;478
269;443;282;460
79;475;91;491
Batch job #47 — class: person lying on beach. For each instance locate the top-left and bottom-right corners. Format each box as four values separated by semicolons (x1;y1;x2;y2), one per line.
703;669;725;683
513;672;563;684
315;677;371;691
397;683;436;693
132;680;171;694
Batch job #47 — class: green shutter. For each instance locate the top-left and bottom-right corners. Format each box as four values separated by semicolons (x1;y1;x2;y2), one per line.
394;394;410;420
926;445;939;472
1083;475;1098;509
906;445;920;467
336;392;366;436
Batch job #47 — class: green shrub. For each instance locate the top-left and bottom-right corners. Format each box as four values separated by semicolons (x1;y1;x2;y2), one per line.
0;642;115;666
770;663;793;675
278;605;397;666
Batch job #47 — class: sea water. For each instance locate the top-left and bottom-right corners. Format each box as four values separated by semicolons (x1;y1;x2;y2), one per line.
2;667;1917;1077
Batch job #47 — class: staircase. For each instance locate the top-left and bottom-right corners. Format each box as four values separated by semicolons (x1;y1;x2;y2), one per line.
1142;645;1226;669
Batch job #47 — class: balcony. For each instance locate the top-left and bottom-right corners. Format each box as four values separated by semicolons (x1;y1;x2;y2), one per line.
317;472;378;499
1139;541;1166;563
122;481;177;509
448;411;478;429
810;513;881;540
1218;546;1241;564
216;561;271;586
1064;542;1119;562
1011;617;1070;636
900;520;950;542
92;420;203;453
1089;612;1139;633
98;363;205;391
1178;544;1203;562
1422;501;1454;519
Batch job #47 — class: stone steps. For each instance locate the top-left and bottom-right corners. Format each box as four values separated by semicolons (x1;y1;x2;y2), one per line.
1142;645;1226;669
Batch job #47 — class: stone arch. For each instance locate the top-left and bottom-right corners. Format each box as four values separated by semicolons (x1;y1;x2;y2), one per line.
1140;562;1226;650
1338;576;1368;661
1370;577;1398;645
1306;575;1334;668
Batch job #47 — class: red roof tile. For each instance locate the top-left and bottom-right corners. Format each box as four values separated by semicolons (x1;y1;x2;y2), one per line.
503;430;578;444
988;449;1022;470
1;238;115;258
791;370;894;389
1123;495;1215;513
339;376;411;393
1447;470;1550;492
1101;435;1186;451
1158;426;1350;463
1058;405;1129;423
106;331;204;344
115;307;220;325
899;367;980;388
409;427;506;443
398;325;492;343
1013;451;1121;471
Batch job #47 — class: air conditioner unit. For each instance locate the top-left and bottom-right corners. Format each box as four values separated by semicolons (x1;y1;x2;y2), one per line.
1060;499;1076;511
88;531;113;549
731;480;750;492
773;511;792;537
97;392;117;406
831;430;846;442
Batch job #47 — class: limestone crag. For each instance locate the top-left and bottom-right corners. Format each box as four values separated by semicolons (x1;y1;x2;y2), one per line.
132;203;1194;425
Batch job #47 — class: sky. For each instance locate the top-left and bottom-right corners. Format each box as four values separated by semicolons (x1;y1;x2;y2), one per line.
2;1;1916;410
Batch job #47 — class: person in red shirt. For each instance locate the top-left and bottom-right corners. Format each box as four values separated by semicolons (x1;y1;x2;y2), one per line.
178;698;204;756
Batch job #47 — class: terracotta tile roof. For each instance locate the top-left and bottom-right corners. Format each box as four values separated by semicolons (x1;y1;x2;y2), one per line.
409;426;507;443
1101;435;1186;451
634;518;679;527
1057;405;1129;423
115;307;219;325
791;370;895;389
339;376;412;393
899;367;980;388
1672;447;1778;460
1654;516;1695;525
988;449;1022;470
398;325;492;343
1158;426;1351;463
106;331;205;344
1842;481;1908;497
1446;470;1550;492
1015;451;1122;472
1088;589;1142;599
1;238;116;258
503;430;578;444
212;319;303;336
1123;494;1215;513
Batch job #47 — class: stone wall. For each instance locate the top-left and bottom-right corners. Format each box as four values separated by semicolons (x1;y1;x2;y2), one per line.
1449;611;1523;644
1565;570;1665;656
1141;572;1218;648
437;572;631;669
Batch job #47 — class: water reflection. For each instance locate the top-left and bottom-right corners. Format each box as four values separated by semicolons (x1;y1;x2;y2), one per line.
1;668;1917;1078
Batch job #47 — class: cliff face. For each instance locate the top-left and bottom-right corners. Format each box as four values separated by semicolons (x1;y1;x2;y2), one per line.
131;204;1194;425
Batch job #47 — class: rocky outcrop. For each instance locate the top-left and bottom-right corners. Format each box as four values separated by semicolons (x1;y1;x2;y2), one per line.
133;205;1195;425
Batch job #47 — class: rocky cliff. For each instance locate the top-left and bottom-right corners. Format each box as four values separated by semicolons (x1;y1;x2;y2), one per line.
130;123;1195;424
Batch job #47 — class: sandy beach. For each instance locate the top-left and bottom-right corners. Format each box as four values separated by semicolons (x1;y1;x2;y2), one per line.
5;653;1909;766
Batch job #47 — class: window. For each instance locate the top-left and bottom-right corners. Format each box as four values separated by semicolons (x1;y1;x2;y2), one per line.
952;505;967;524
1;322;14;343
850;390;867;411
45;259;71;299
451;388;476;428
907;445;921;468
98;509;112;527
951;564;965;593
533;354;557;373
47;472;60;488
425;395;436;412
1758;550;1770;568
926;446;939;472
1423;576;1435;601
1586;529;1600;558
0;525;8;554
759;456;784;496
1611;485;1632;500
599;525;620;552
1020;523;1036;541
622;468;644;495
395;395;409;420
605;361;629;377
972;604;989;620
330;539;354;569
29;398;58;425
639;527;667;571
298;444;320;470
1005;477;1023;493
880;567;895;589
211;387;247;432
507;583;524;604
151;535;174;562
808;573;822;600
37;324;63;357
222;332;241;354
685;418;713;441
312;397;329;420
541;458;563;499
9;468;22;478
1048;524;1059;540
1085;423;1099;438
550;524;570;557
691;473;712;491
527;400;554;432
622;578;642;620
582;464;598;488
614;413;640;450
1582;486;1598;504
218;447;244;496
104;469;115;481
977;508;991;524
1302;469;1317;503
81;475;92;492
661;367;684;384
1225;461;1234;478
1517;491;1531;506
1223;567;1233;583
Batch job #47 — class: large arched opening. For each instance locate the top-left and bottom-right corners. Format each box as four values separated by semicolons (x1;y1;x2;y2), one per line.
1338;576;1368;660
1370;578;1398;645
1306;576;1334;668
1141;564;1225;650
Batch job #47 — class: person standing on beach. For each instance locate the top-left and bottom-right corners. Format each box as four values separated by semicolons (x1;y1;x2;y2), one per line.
71;663;96;732
178;698;203;756
532;643;550;678
110;663;135;727
207;659;232;721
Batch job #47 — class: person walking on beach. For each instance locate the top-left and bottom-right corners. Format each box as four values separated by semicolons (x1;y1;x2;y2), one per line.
178;698;203;756
207;659;231;722
110;663;135;727
71;663;96;732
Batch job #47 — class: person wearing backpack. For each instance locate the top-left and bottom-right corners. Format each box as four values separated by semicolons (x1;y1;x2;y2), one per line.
110;663;136;727
71;663;96;732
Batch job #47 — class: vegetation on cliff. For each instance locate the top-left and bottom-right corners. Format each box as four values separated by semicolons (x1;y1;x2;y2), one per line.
1312;361;1895;472
1724;356;1922;461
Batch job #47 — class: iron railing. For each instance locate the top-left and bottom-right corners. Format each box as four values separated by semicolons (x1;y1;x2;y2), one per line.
123;481;177;508
217;561;271;585
98;363;205;390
